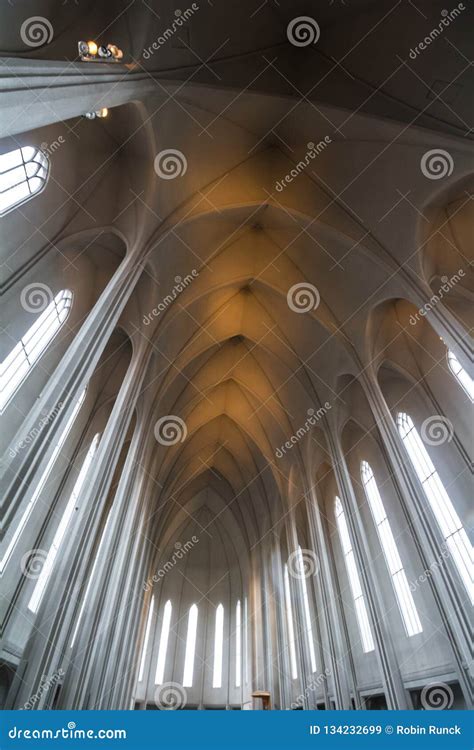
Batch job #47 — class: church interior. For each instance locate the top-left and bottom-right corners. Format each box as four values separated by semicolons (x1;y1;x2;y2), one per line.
0;0;472;711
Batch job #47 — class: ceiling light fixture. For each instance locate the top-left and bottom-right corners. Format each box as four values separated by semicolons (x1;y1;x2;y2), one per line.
78;41;123;62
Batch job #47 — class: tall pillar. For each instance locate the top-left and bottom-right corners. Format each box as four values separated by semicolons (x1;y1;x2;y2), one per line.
327;432;412;709
6;338;150;709
1;250;143;538
360;371;473;704
270;538;292;710
304;489;355;709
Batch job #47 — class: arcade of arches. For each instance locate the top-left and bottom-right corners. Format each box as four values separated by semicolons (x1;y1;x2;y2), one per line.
0;0;472;711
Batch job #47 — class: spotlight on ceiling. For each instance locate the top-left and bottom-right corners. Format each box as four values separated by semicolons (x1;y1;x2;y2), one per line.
83;108;109;120
78;41;123;62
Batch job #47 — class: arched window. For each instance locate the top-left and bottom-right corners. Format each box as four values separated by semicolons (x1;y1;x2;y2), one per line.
447;351;474;401
361;461;422;636
335;497;375;653
296;546;317;672
138;595;155;682
235;599;241;688
212;603;224;688
155;600;172;685
397;412;473;603
28;433;100;614
283;564;298;679
0;388;87;574
1;288;73;412
0;146;49;216
183;604;198;687
70;509;112;649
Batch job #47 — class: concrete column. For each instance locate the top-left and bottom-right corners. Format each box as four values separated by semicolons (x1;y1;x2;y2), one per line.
5;338;150;709
327;431;412;710
360;371;473;705
269;539;292;710
1;250;143;538
284;513;315;709
304;490;355;709
60;410;153;709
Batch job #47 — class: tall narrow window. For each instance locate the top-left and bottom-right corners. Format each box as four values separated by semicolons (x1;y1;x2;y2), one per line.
138;595;155;682
28;433;100;614
397;412;473;603
235;600;241;688
283;564;298;679
0;388;87;574
212;603;224;688
335;497;375;653
183;604;198;687
361;461;422;636
155;600;172;685
1;288;73;411
244;595;249;685
0;146;49;216
447;351;474;401
296;546;317;672
70;509;111;648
